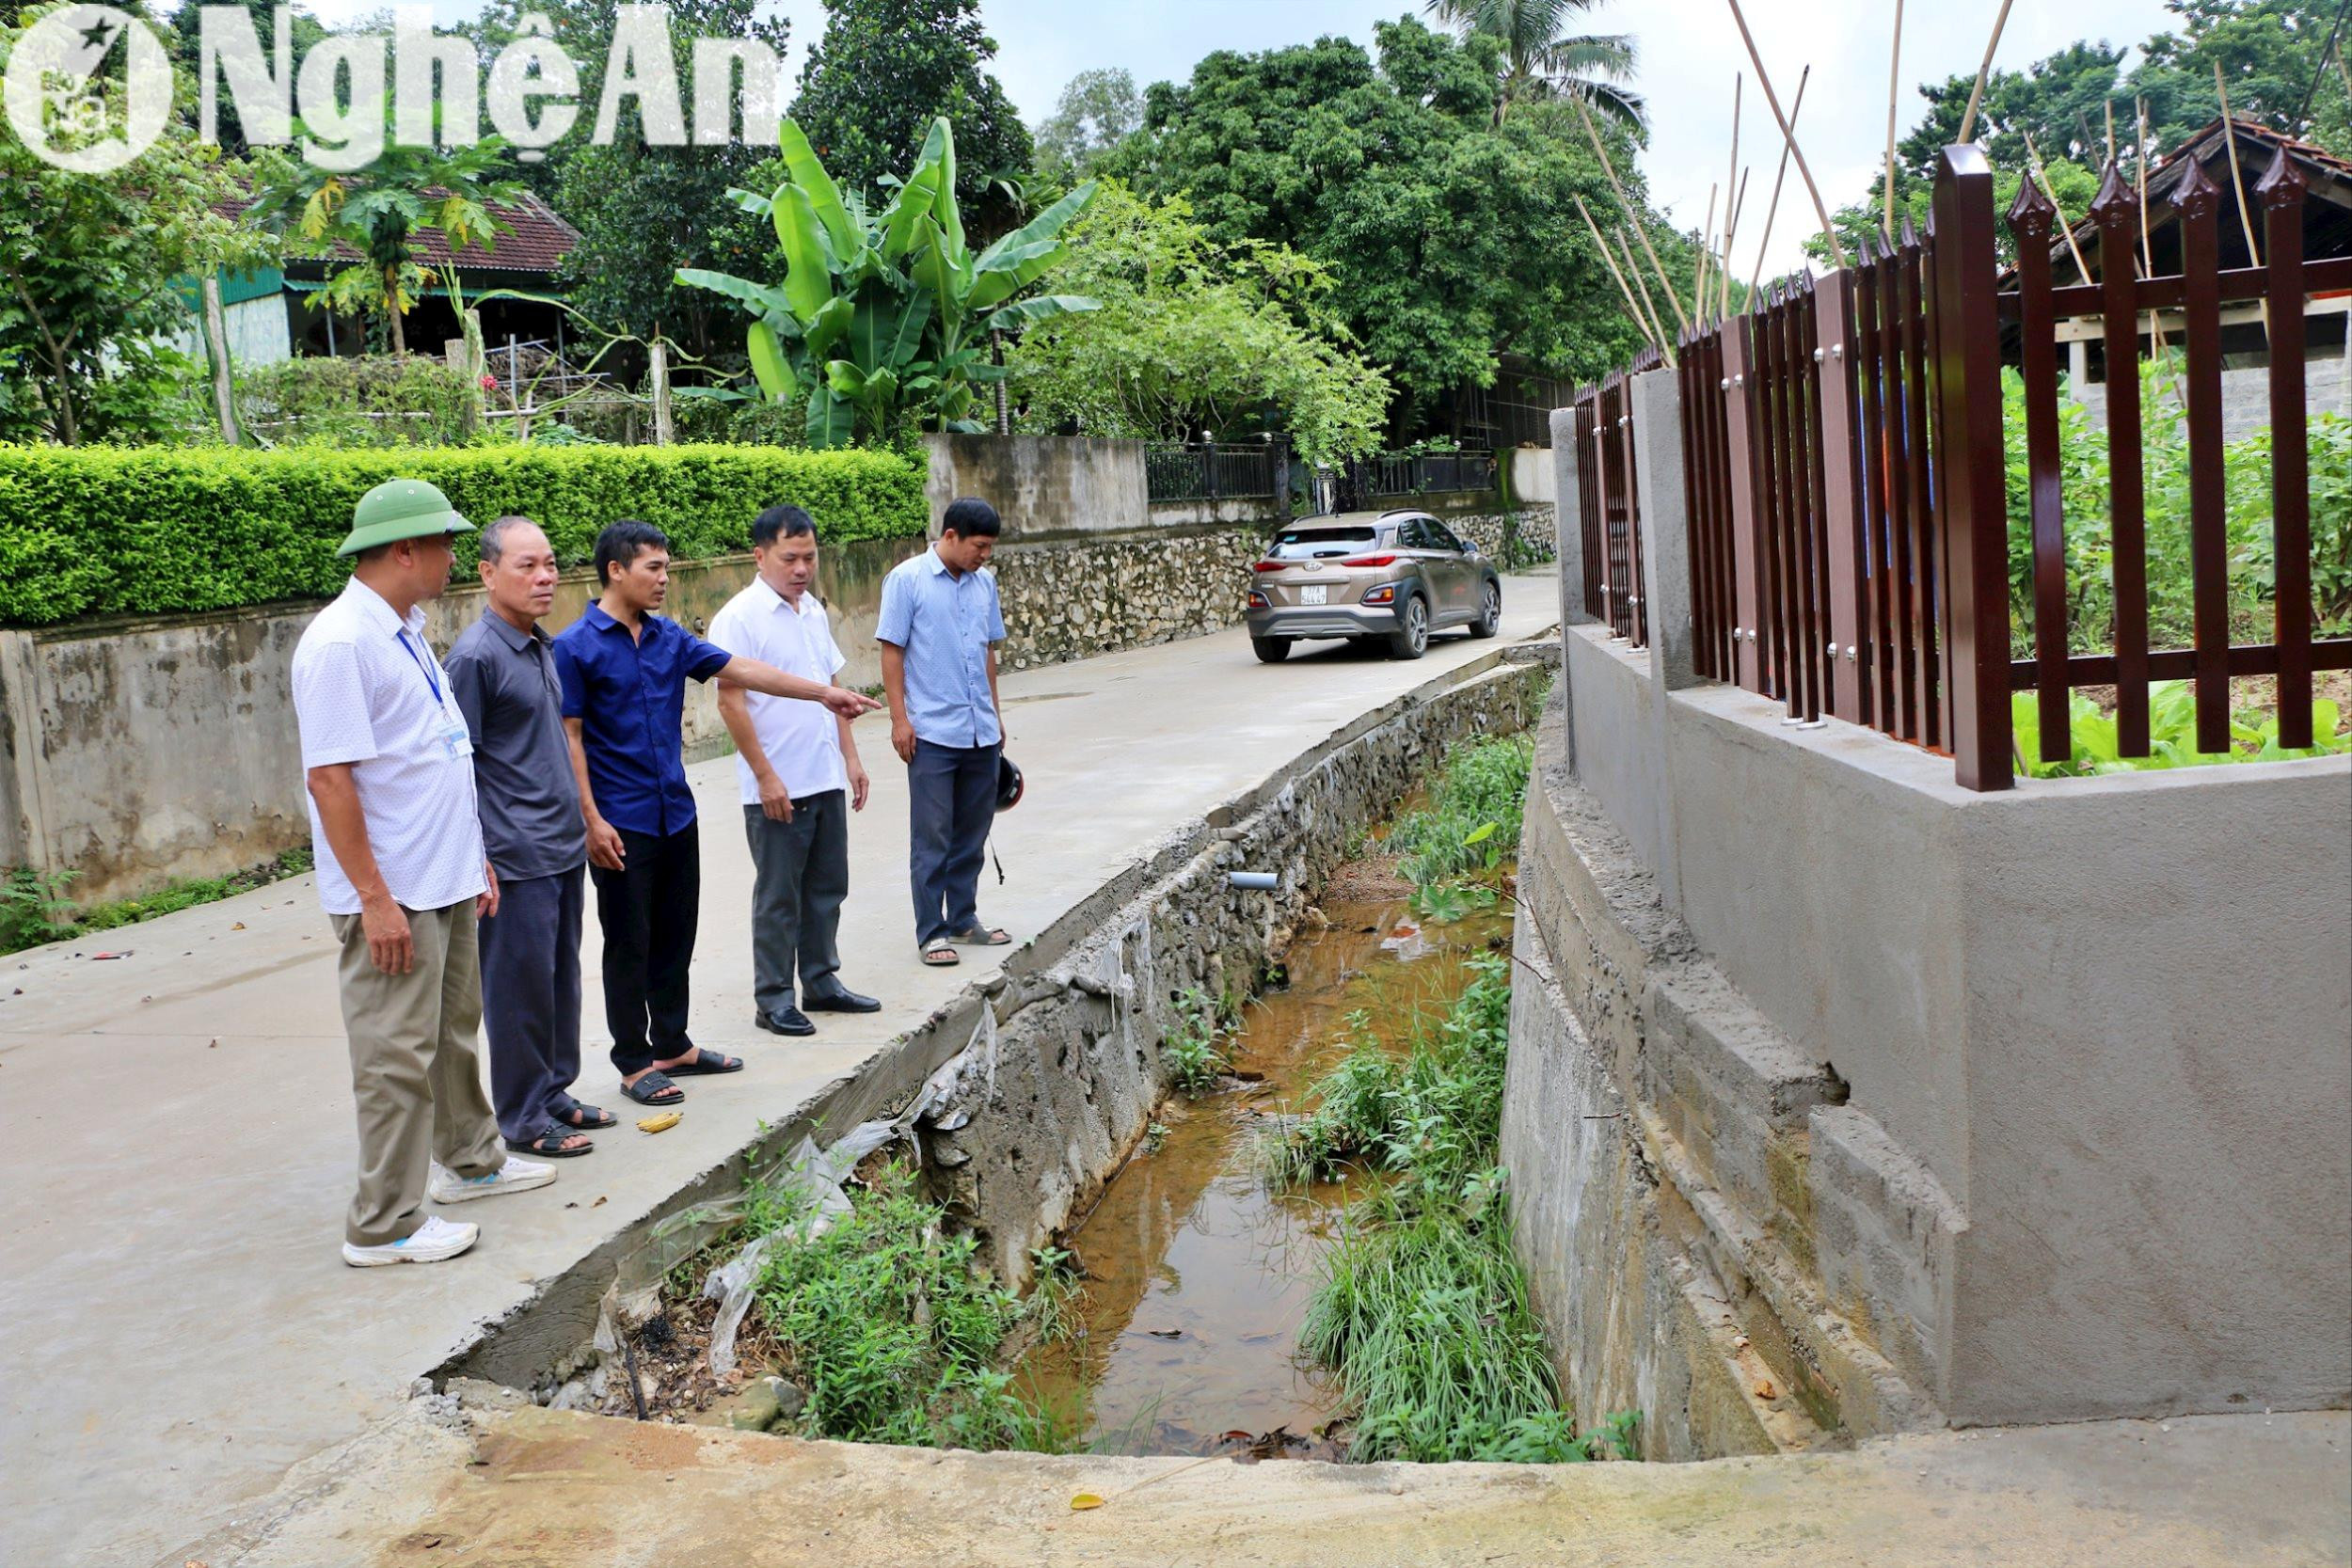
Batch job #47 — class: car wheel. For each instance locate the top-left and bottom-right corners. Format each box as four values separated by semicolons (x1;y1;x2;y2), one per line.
1469;579;1502;639
1386;593;1430;660
1251;636;1293;664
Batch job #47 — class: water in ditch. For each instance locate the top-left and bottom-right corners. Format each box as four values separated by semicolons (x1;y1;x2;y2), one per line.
1012;878;1513;1458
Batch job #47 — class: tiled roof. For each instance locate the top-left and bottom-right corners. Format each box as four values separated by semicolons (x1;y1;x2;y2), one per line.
218;184;580;276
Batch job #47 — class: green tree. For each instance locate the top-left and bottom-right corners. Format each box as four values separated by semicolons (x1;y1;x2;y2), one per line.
1114;18;1655;428
0;6;270;444
2130;0;2348;148
516;0;793;356
167;0;331;157
1005;180;1391;464
1032;68;1141;186
1424;0;1642;128
789;0;1032;216
246;119;525;356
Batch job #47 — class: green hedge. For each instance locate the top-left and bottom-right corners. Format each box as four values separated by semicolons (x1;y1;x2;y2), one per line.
0;444;928;626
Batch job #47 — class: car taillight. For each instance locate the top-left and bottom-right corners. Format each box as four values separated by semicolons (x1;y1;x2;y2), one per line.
1341;553;1398;567
1251;560;1288;573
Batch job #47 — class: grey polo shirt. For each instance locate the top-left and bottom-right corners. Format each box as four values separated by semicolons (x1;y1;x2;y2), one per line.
447;609;588;882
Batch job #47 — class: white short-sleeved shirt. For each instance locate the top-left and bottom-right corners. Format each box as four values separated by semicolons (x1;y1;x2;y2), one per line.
292;578;487;916
707;576;850;802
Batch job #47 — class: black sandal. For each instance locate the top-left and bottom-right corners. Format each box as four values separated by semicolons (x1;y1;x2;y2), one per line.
509;1122;594;1158
554;1100;618;1131
662;1048;743;1077
622;1070;684;1106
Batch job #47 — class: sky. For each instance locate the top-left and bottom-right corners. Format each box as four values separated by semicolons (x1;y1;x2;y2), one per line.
302;0;2188;280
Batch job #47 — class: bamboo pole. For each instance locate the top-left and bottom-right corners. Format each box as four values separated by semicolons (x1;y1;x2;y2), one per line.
1575;96;1692;335
1721;167;1752;316
2136;98;2156;278
1884;0;1906;238
2022;130;2093;283
1723;71;1742;313
1617;227;1677;357
1576;193;1670;361
1696;182;1719;325
1747;65;1812;298
1958;0;2018;144
2214;63;2269;345
1723;0;1845;268
199;273;240;446
2105;100;2117;166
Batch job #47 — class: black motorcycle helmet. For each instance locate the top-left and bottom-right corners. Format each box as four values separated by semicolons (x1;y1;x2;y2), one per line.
996;753;1025;811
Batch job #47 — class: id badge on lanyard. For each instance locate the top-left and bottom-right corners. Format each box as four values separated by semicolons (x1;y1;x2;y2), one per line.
400;630;473;762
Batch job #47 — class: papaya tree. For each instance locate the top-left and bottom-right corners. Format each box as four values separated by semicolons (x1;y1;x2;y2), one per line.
679;115;1097;445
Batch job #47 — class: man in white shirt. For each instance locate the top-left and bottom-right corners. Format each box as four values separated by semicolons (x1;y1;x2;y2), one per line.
293;479;556;1269
708;505;878;1037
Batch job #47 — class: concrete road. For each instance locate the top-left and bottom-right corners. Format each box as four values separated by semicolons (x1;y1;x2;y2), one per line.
0;578;1556;1568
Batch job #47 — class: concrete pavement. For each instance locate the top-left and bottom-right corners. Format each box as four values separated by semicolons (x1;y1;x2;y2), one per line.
0;578;1555;1568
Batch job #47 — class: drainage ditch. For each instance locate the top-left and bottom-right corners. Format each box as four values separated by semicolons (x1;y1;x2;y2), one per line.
440;648;1579;1464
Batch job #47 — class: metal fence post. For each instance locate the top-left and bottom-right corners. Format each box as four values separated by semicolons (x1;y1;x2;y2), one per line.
1814;268;1866;723
1630;368;1697;689
1551;405;1598;627
1721;321;1764;692
1929;144;2015;791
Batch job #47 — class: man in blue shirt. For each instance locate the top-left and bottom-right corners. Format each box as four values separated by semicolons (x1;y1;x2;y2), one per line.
554;520;878;1107
876;497;1009;968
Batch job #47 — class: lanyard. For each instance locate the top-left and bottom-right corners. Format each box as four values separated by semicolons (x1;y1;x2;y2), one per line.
395;628;443;706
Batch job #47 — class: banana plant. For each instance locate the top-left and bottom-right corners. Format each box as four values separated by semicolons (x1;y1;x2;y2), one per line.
679;117;1100;447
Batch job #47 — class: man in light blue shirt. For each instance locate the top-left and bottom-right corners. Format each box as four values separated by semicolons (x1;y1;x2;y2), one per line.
876;498;1009;966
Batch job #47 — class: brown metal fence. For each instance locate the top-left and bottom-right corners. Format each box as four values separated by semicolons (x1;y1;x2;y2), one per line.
1614;141;2349;790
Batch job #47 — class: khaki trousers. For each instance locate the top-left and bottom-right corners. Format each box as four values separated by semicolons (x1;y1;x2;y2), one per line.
330;899;504;1246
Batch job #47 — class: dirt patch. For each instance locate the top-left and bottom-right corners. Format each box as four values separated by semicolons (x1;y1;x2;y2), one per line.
595;1277;782;1426
1322;854;1413;902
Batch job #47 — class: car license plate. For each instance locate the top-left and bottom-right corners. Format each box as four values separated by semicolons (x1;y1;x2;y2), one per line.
1300;585;1327;606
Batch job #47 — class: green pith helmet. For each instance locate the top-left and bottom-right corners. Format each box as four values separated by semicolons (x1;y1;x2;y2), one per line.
336;479;475;558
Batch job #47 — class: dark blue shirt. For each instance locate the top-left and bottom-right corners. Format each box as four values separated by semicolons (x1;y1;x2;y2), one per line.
551;603;732;837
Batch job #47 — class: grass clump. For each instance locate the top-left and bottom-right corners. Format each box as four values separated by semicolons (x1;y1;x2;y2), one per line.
1272;957;1639;1464
749;1163;1050;1450
1382;734;1533;920
1162;986;1232;1097
2;848;314;955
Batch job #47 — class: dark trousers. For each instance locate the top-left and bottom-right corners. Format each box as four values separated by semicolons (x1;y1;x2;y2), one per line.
908;739;998;946
743;790;850;1013
478;864;586;1141
590;822;700;1077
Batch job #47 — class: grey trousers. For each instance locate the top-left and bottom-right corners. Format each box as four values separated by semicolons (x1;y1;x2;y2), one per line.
907;739;998;947
328;899;504;1246
743;790;849;1011
479;864;585;1142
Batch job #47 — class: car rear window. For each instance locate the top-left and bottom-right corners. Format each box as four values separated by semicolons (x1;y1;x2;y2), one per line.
1270;527;1375;561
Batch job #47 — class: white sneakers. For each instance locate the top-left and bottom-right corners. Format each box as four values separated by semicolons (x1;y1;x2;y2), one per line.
427;1154;558;1205
341;1156;559;1267
342;1214;479;1268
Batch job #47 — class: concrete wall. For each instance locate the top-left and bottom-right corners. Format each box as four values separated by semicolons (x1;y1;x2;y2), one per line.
2074;350;2351;438
1528;617;2352;1430
0;538;922;907
924;434;1151;540
1508;446;1555;507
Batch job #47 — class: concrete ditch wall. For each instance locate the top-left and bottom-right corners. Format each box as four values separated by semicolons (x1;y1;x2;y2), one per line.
438;646;1557;1401
1504;616;2351;1450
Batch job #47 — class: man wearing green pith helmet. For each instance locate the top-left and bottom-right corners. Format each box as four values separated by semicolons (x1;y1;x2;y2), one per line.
292;479;561;1268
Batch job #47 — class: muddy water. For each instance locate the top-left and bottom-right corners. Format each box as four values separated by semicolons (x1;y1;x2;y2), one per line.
1015;888;1512;1457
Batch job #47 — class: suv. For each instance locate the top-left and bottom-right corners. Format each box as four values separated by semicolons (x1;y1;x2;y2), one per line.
1243;511;1502;662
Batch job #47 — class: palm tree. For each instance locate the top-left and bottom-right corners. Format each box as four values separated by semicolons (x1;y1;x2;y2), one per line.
246;106;524;356
1426;0;1645;130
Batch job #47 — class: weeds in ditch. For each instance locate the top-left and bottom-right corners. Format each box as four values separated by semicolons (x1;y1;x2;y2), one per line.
1;848;316;955
1383;735;1533;922
1025;1243;1084;1346
747;1162;1054;1450
1163;986;1231;1097
1269;957;1641;1464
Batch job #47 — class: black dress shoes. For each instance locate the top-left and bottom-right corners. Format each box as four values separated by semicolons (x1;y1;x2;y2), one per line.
801;986;882;1014
755;1006;815;1037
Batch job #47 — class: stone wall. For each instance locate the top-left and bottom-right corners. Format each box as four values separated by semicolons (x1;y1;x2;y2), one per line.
989;522;1269;672
1451;504;1557;571
924;434;1151;539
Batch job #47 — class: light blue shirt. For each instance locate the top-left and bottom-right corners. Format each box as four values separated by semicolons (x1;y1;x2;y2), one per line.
876;547;1006;749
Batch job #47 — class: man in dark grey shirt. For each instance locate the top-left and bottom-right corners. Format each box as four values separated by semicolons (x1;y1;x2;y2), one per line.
448;516;601;1158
